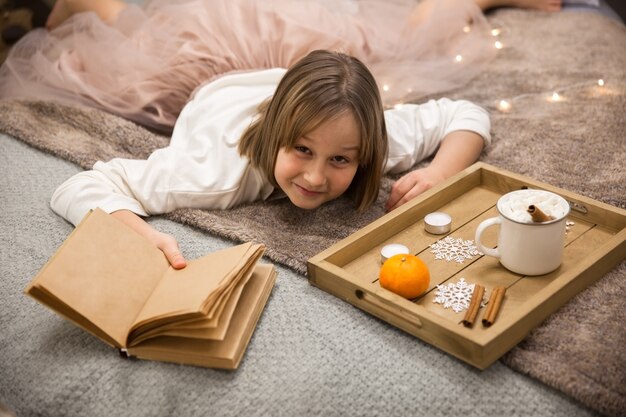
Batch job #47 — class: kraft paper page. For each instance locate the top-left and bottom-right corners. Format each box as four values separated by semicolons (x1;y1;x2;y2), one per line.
128;259;255;345
128;242;265;339
25;209;168;348
127;263;277;369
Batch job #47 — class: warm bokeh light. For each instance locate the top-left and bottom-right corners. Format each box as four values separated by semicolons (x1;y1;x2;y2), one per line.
498;100;512;111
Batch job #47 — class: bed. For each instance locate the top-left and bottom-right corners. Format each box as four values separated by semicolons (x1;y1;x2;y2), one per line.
0;2;624;417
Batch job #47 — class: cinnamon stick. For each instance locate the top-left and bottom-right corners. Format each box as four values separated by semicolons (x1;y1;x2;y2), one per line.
462;284;485;327
482;286;506;327
527;205;554;222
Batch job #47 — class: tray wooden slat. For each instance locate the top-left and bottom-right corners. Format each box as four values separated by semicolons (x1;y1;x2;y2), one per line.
307;163;626;369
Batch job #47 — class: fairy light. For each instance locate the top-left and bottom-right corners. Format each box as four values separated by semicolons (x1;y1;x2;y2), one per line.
498;100;512;111
492;78;616;113
452;23;624;115
387;22;619;116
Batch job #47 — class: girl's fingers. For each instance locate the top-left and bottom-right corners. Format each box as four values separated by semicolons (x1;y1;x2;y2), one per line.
387;181;430;212
158;236;187;269
167;250;187;269
386;176;412;211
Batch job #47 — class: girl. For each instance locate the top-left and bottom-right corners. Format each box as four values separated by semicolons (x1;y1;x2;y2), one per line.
0;0;557;268
50;49;490;269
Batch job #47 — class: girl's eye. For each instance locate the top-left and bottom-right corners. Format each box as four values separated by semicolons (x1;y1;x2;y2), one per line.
331;156;350;164
294;146;310;154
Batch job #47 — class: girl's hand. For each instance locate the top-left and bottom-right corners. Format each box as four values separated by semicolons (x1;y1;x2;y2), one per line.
386;130;485;212
112;209;187;269
385;167;445;212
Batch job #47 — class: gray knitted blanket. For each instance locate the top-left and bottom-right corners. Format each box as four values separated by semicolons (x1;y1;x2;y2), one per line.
0;9;624;417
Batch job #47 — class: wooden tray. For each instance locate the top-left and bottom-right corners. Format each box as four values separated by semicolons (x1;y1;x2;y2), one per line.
307;163;626;369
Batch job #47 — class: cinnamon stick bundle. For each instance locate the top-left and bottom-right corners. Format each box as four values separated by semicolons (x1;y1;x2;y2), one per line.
527;205;554;222
462;284;484;327
482;286;506;327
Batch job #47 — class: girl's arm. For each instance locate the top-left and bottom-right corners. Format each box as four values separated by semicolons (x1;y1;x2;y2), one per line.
385;130;484;211
50;69;284;267
49;146;251;270
383;98;491;211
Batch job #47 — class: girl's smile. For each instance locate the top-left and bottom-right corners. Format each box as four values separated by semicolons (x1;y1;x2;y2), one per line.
294;183;322;197
274;111;361;209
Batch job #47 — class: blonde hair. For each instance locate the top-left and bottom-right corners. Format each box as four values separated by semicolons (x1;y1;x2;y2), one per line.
239;50;388;211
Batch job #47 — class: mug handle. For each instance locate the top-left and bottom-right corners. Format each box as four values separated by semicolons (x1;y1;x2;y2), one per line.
475;217;501;258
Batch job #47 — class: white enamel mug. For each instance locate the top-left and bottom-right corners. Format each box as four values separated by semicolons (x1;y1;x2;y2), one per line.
474;190;570;276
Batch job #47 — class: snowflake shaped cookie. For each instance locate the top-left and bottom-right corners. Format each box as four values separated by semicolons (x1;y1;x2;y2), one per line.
430;236;482;264
433;278;476;313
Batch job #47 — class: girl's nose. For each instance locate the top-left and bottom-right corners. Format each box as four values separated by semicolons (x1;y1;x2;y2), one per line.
304;162;327;187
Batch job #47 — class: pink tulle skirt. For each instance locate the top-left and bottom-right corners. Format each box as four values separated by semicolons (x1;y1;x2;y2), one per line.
0;0;495;132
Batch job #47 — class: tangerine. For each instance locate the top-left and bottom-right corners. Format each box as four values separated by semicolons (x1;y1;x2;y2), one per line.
379;253;430;299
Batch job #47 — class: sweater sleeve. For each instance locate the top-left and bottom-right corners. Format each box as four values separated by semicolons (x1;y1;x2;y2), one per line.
50;69;284;226
383;98;491;174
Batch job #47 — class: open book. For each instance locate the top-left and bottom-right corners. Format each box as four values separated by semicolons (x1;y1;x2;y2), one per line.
25;208;276;369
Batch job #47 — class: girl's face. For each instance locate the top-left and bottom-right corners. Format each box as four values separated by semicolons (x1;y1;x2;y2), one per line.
274;112;361;210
